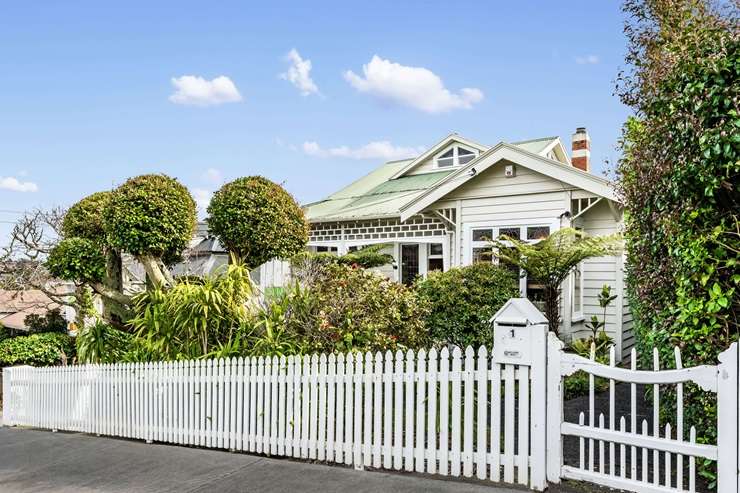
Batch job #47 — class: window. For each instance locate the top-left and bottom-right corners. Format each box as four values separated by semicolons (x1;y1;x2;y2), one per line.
428;243;444;272
457;147;475;165
435;146;478;169
436;149;455;168
315;246;338;253
571;262;584;320
468;224;553;299
527;226;550;240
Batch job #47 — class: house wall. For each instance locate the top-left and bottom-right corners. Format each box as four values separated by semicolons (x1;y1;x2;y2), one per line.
569;200;630;358
439;161;573;265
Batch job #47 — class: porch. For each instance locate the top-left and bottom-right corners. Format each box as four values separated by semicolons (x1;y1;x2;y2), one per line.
307;215;454;285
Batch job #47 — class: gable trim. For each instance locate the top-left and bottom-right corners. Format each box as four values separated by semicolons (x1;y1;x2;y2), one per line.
399;143;618;222
389;134;490;179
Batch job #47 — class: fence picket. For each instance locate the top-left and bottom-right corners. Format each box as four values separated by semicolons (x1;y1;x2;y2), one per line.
415;349;426;473
335;353;345;463
326;354;336;462
450;347;462;477
383;350;393;470
364;352;373;468
427;348;438;475
372;351;383;469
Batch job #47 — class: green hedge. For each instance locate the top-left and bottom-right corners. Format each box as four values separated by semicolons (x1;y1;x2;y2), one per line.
0;332;75;367
415;263;519;348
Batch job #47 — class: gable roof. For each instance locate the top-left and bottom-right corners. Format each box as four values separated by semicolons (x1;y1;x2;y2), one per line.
399;142;617;221
304;134;617;223
388;133;490;179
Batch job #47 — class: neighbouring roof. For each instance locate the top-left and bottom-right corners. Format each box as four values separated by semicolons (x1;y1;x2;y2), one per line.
0;290;61;331
304;133;606;223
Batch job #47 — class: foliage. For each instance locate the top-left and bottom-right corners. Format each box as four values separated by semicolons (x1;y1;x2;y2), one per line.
61;191;112;244
104;174;196;259
127;260;254;360
492;228;620;333
242;291;308;357
207;176;308;268
24;308;68;334
339;244;394;269
0;332;74;367
414;263;519;348
565;331;614;400
299;264;429;353
76;321;134;364
585;285;618;340
616;0;739;470
46;237;106;283
0;324;8;342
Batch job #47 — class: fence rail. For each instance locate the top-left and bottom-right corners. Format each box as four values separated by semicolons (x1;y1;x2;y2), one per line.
3;345;546;489
547;333;738;493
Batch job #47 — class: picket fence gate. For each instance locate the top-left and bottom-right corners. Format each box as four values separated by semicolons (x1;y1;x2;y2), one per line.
3;298;739;493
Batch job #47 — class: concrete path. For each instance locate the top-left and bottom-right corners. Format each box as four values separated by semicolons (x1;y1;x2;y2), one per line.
0;425;522;493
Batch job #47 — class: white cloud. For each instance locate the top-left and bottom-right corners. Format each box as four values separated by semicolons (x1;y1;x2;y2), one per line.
169;75;243;106
192;188;213;217
302;140;424;160
280;49;319;96
201;167;223;186
575;55;600;65
343;55;484;113
0;176;38;192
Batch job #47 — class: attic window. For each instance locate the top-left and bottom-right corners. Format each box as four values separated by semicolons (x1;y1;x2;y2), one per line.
435;146;477;168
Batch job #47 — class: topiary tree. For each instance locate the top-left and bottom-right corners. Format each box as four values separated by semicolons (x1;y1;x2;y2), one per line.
491;228;620;334
207;176;308;268
61;191;111;243
104;174;196;287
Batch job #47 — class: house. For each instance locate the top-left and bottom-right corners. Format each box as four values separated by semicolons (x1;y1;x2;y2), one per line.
303;128;633;358
0;289;74;335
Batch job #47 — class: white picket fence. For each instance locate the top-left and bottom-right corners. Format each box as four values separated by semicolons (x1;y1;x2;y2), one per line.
548;333;738;493
3;298;739;493
2;345;547;489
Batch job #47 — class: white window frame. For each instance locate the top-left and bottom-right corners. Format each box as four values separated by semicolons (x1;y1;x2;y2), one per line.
433;145;478;169
571;262;585;322
464;220;558;296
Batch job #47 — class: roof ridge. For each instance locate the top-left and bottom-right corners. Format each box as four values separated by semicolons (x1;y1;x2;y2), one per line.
510;136;559;145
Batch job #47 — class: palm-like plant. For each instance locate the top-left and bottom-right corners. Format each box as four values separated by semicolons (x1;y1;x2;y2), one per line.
491;227;620;334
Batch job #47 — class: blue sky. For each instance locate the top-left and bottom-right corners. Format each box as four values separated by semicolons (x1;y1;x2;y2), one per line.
0;1;630;240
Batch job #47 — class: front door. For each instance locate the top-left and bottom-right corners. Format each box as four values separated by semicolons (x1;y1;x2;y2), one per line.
400;244;419;285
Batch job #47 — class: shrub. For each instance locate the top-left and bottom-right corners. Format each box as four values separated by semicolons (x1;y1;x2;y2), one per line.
617;0;739;471
24;308;68;334
127;261;254;360
414;263;519;348
61;191;112;243
303;264;429;353
207;176;308;268
46;237;107;283
0;332;75;367
104;174;196;258
76;321;134;363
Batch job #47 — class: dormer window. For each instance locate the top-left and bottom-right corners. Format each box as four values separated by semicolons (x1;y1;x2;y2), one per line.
435;146;477;168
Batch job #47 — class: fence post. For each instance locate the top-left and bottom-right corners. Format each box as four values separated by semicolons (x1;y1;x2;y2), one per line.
546;332;564;484
716;342;738;493
2;367;11;426
491;298;548;491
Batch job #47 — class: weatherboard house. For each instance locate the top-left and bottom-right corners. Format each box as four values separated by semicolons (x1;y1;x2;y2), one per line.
303;128;633;358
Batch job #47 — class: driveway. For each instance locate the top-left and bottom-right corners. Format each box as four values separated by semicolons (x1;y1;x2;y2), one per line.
0;424;522;493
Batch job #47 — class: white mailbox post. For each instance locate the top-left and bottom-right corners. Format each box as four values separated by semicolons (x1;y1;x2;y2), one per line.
490;298;548;490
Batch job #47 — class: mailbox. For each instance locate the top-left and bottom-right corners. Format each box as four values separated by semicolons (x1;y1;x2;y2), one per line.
490;298;548;366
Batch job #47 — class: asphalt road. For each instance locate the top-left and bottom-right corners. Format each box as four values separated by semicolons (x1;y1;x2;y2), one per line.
0;424;523;493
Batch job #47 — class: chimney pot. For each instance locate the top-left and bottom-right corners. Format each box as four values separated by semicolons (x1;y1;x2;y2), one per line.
571;127;590;172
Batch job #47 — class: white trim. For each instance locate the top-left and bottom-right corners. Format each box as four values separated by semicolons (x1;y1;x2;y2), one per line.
570;262;584;321
389;134;490;179
400;144;618;222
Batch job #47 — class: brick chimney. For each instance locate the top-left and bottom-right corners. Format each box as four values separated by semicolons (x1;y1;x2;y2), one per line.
571;127;590;172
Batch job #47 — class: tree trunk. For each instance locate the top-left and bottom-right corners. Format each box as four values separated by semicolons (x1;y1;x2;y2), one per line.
139;255;171;288
544;285;561;334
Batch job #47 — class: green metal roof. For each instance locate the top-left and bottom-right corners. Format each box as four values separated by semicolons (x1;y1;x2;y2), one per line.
304;135;561;222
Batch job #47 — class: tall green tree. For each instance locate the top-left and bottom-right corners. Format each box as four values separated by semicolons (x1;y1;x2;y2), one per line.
617;0;739;472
